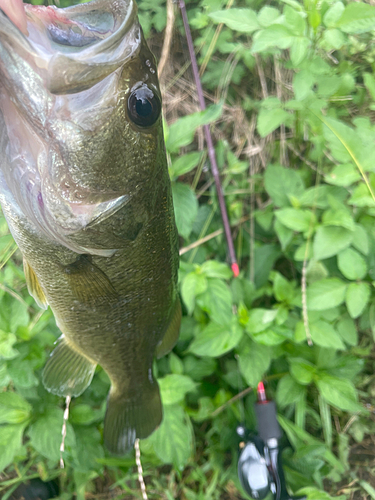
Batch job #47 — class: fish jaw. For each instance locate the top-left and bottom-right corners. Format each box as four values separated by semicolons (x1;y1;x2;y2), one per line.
0;0;163;254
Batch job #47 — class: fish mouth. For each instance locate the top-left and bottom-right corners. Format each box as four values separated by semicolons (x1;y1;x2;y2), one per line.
0;0;139;94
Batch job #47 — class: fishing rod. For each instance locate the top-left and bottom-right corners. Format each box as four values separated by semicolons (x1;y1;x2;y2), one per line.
177;0;239;278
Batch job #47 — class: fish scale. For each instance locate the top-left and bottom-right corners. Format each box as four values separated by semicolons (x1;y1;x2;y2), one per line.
0;0;180;455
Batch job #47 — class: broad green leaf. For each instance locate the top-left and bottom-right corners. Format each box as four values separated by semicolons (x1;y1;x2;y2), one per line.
275;208;316;232
337;316;358;346
290;37;310;66
257;108;290;137
264;165;304;207
183;355;217;381
148;405;192;470
257;6;280;27
289;358;316;385
189;319;243;357
274;219;293;250
237;339;272;388
313;226;353;260
305;278;347;311
293;70;315;100
170;152;203;180
316;374;363;412
0;392;31;424
166;105;222;152
0;331;18;360
322;28;346;50
309;321;345;350
352;225;369;255
9;301;29;334
200;260;232;279
245;308;278;334
337;247;367;280
346;282;370;319
7;359;38;389
209;8;259;32
0;424;25;473
159;374;196;405
181;272;208;314
196;278;233;325
273;272;294;303
276;374;306;408
252;25;294;53
284;6;306;35
172;182;198;239
72;427;104;473
70;404;102;426
337;2;375;33
323;2;345;28
298;486;336;500
28;407;76;462
325;164;361;187
322;205;354;231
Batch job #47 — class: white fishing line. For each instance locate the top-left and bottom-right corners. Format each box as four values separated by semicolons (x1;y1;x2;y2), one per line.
60;395;71;469
134;438;148;500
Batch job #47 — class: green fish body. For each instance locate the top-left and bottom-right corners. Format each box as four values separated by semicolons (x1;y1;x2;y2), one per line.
0;0;180;454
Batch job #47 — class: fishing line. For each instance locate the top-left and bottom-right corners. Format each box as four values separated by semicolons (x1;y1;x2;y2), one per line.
135;439;148;500
60;395;71;469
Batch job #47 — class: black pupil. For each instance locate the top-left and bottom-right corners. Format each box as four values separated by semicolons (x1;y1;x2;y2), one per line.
128;85;161;127
136;97;152;117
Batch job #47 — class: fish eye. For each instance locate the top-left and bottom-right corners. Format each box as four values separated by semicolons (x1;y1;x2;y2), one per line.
127;85;161;127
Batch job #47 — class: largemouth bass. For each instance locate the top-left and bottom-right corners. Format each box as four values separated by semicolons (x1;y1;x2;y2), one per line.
0;0;180;454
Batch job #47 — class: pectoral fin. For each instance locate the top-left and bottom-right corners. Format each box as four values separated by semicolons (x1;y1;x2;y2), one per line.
63;255;118;306
43;336;96;397
23;259;48;310
156;299;181;358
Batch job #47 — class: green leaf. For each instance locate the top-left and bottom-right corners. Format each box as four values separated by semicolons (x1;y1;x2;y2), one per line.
189;319;242;357
166;105;222;152
313;226;353;260
257;6;280;27
309;320;345;350
209;8;259;32
196;278;233;325
364;72;375;101
9;301;29;334
147;405;192;470
322;29;346;50
170;152;203;179
237;339;272;388
337;315;358;346
316;374;363;413
293;70;315;100
257;108;290;137
0;424;25;473
290;37;310;66
325;163;361;187
276;374;306;408
181;272;208;314
337;2;375;33
70;404;102;426
183;355;217;381
264;165;304;207
273;272;294;303
245;308;278;334
0;331;18;360
159;374;196;405
252;25;294;53
346;282;370;319
274;219;293;250
337;247;367;280
0;392;31;424
352;225;369;255
305;278;347;311
289;358;316;385
318;395;332;448
275;208;316;232
7;359;38;389
172;182;198;239
323;2;345;28
200;260;232;279
28;407;76;462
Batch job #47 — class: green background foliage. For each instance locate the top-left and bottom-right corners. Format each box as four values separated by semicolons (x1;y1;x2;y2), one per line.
3;0;375;498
